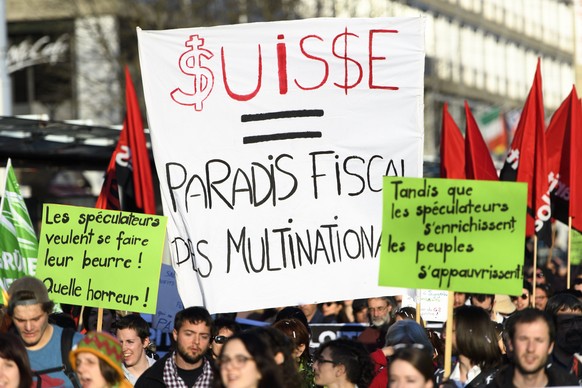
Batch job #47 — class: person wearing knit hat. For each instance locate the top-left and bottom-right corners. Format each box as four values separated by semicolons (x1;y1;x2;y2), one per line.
70;331;132;388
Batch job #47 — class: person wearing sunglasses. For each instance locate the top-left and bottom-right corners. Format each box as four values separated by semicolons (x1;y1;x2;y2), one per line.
511;281;533;311
321;301;344;323
216;331;284;388
312;338;374;388
210;318;241;361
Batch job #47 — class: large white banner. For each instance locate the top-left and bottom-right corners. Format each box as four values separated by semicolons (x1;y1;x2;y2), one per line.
138;17;425;313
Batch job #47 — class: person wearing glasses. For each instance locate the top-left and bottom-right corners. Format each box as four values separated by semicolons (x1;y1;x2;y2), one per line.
210;318;241;361
358;296;395;352
511;281;533;311
469;293;506;324
534;283;553;311
388;345;435;388
321;301;344;323
135;306;215;387
312;338;374;388
215;330;285;388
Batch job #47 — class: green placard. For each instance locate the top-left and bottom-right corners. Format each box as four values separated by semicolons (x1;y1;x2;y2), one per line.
570;229;582;266
35;204;167;314
379;177;527;294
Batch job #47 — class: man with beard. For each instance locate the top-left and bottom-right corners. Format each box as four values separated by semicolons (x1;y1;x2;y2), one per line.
357;296;394;352
489;308;578;387
135;306;214;387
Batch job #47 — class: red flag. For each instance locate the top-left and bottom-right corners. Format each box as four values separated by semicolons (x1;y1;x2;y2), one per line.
499;60;552;246
546;87;582;232
464;101;498;181
95;149;121;210
96;66;156;214
440;102;465;179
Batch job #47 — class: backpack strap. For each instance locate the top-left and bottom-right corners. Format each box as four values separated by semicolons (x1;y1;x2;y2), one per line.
32;366;65;388
60;328;81;388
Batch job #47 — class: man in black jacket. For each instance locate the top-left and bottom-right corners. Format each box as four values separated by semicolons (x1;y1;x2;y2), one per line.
488;308;578;387
135;306;214;387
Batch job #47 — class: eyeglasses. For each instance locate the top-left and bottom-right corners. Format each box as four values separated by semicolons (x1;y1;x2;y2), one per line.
314;356;338;365
218;355;254;368
368;305;389;314
324;302;337;307
213;335;228;344
575;278;582;285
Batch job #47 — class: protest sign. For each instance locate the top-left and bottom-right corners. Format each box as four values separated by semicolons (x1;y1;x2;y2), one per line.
310;323;367;349
571;229;582;266
152;264;184;331
137;17;425;313
379;177;527;295
418;290;448;322
35;204;167;313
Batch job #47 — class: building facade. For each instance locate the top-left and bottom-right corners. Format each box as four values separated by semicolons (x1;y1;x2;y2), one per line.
6;0;579;160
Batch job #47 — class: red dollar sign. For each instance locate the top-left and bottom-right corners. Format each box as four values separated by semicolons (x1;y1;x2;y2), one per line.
171;35;215;111
332;28;363;95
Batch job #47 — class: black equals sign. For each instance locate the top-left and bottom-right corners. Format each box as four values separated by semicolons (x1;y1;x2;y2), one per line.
241;109;324;144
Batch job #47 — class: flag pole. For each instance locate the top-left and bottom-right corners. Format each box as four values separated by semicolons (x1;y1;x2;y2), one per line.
97;308;103;332
0;158;11;218
415;289;421;325
532;235;538;307
566;216;572;288
0;158;12;299
444;291;454;379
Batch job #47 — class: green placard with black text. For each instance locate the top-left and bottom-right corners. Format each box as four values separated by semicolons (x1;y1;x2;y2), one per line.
35;204;167;313
379;177;527;294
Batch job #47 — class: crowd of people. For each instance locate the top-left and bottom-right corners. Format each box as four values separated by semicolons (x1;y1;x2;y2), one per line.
0;268;581;387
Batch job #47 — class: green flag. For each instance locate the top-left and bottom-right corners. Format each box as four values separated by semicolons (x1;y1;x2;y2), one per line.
0;159;38;303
